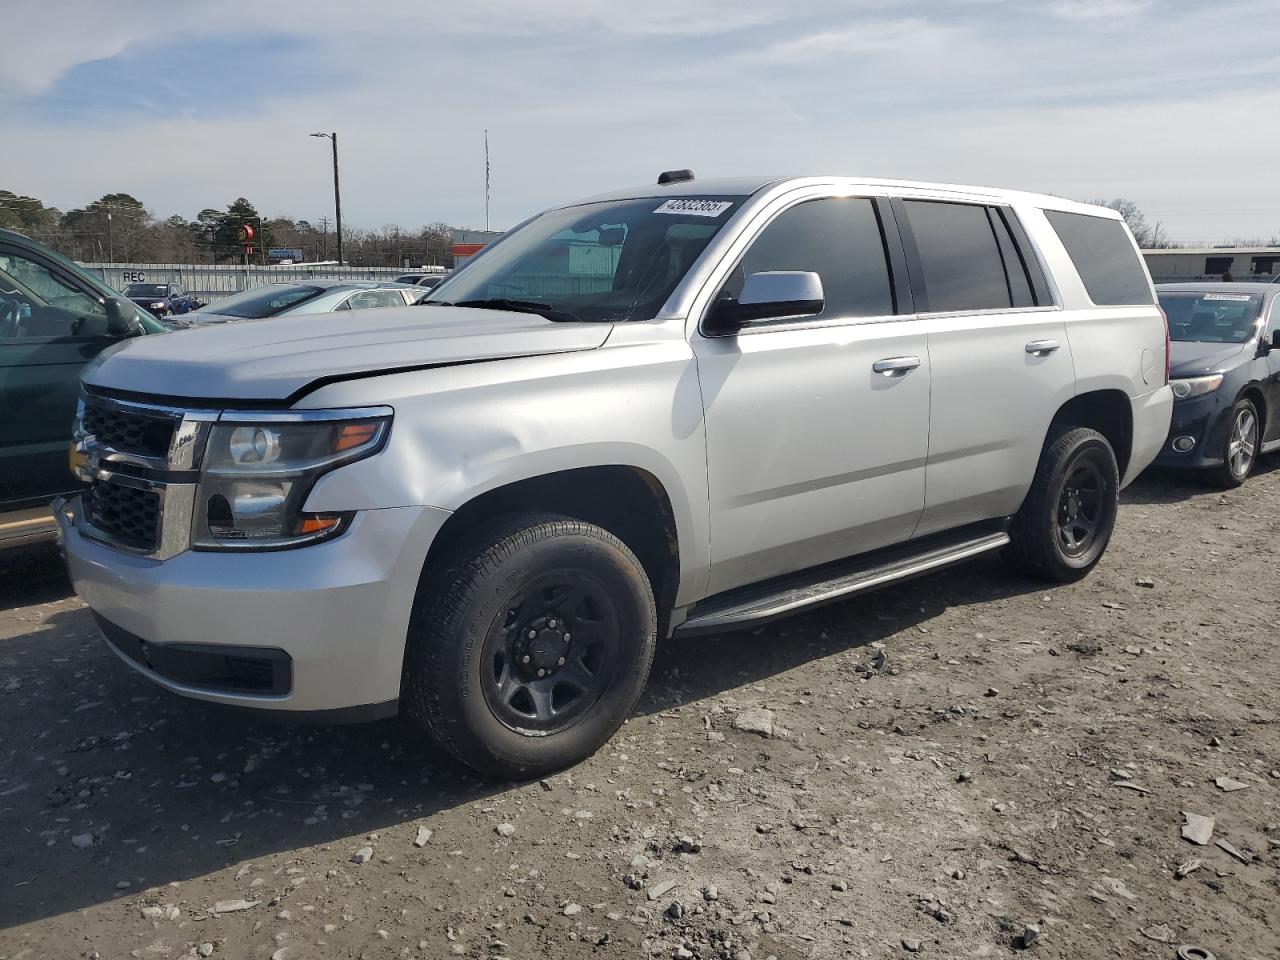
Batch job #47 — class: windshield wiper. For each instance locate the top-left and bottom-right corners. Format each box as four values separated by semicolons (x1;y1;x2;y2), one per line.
443;298;588;323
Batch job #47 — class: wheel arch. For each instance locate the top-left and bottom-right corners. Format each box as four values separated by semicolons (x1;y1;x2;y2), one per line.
1237;382;1268;438
1049;389;1134;479
421;464;683;636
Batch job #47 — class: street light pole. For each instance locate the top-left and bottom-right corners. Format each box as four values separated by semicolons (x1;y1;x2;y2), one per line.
310;131;343;264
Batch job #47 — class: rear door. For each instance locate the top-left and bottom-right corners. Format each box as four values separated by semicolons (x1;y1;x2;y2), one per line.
693;194;930;595
894;198;1075;536
0;242;124;507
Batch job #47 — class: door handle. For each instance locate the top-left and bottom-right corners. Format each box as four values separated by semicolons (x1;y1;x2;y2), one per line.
872;356;921;376
1025;339;1060;356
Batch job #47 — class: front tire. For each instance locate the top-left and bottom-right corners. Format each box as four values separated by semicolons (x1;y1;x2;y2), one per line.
1005;426;1120;583
1208;399;1258;489
403;513;656;779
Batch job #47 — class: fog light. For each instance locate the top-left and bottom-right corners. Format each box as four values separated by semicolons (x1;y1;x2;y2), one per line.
1172;435;1196;453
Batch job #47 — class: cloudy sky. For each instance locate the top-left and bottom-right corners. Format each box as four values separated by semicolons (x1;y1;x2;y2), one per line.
2;0;1277;241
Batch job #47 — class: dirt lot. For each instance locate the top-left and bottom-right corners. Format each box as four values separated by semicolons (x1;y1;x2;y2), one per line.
2;466;1278;960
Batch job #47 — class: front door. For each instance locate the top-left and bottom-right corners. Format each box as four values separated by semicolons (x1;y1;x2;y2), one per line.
693;196;930;596
0;244;122;508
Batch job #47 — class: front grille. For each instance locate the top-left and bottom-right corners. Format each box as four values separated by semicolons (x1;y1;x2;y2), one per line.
83;400;175;459
85;480;160;552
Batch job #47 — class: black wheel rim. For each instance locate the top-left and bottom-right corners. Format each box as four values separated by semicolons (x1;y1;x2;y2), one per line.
480;574;621;735
1057;458;1107;558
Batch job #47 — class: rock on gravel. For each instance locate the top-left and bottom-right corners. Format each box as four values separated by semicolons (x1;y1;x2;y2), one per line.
495;822;515;837
413;826;433;847
351;846;374;864
211;899;258;914
1018;923;1041;949
647;879;679;901
1181;812;1215;846
731;707;774;737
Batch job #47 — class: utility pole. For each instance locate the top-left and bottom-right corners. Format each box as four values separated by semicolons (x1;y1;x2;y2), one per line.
106;211;113;263
318;216;330;261
310;132;343;264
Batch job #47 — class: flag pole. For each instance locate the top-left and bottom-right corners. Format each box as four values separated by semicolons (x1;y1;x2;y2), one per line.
484;129;490;232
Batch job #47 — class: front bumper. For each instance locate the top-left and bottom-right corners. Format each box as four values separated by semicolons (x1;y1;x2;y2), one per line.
1151;391;1234;470
59;497;450;714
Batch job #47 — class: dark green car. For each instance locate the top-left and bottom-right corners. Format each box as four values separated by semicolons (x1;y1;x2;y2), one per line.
0;229;166;550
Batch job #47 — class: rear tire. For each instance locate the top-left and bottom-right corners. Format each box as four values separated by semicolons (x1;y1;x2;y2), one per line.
1004;426;1119;583
403;512;656;779
1208;399;1258;489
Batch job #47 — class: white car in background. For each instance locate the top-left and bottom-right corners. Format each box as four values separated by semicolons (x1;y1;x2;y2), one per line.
171;279;426;327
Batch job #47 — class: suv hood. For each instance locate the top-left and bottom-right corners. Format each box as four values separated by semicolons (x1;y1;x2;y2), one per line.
1169;340;1250;379
85;305;613;402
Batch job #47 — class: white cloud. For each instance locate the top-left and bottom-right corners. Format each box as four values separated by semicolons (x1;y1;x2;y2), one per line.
1049;0;1152;22
3;0;1278;242
739;18;953;64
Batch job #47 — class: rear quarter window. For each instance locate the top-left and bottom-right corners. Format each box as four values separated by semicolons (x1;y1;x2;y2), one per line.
1045;210;1153;306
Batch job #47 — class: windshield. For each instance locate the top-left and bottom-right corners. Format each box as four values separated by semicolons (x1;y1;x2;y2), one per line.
425;196;745;322
205;284;326;319
1160;291;1264;344
124;283;168;297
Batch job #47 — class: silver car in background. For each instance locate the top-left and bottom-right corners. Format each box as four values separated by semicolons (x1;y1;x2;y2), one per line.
171;279;425;327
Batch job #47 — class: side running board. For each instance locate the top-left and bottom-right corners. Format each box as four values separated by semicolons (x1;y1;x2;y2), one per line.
675;525;1010;638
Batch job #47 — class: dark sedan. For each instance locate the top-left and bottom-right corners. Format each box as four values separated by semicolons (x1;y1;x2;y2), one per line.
1154;282;1280;486
123;280;202;317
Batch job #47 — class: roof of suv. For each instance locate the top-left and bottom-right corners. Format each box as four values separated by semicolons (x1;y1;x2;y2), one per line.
574;175;1116;218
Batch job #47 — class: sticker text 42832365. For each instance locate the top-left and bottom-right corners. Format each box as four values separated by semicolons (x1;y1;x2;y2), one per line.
653;199;733;218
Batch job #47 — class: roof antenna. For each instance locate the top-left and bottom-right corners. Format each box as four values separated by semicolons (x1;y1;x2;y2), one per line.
658;169;694;185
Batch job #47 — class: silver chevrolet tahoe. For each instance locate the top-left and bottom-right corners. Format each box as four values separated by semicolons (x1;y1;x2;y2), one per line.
59;173;1173;778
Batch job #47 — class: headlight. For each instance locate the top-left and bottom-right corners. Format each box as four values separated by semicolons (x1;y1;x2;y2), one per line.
1170;374;1223;400
192;408;391;550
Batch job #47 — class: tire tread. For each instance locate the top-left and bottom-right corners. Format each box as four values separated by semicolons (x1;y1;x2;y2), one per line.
403;512;655;778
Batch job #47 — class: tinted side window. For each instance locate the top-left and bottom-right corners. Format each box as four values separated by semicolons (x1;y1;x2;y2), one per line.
0;248;109;340
903;200;1011;312
989;209;1035;308
1045;211;1153;306
722;198;894;320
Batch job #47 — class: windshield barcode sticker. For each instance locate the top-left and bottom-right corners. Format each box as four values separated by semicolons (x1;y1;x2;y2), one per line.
1202;293;1252;301
653;199;733;217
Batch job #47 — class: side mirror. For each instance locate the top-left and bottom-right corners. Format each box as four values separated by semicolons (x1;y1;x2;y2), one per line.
711;271;824;330
104;296;142;337
1271;329;1280;351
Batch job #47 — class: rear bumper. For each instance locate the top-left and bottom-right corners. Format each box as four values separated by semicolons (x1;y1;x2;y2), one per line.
1125;385;1174;485
59;497;451;713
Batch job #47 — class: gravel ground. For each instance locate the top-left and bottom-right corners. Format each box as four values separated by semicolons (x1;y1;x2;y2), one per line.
2;466;1279;960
